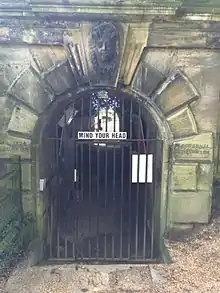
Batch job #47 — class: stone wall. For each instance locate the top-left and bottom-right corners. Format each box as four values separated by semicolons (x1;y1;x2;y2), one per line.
0;17;219;249
133;48;218;226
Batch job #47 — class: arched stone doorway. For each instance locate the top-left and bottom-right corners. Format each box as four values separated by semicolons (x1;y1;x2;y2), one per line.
37;87;168;263
0;18;214;264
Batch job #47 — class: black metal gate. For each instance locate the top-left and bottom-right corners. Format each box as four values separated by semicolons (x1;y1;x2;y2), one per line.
46;90;163;263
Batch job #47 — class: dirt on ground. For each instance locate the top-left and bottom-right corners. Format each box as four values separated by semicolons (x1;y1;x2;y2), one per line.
1;209;220;293
152;209;220;293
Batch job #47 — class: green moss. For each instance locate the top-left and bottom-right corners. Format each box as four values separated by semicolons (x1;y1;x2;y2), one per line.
0;213;34;271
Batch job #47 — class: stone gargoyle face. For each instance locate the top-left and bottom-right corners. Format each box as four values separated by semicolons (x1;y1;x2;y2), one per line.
91;22;117;64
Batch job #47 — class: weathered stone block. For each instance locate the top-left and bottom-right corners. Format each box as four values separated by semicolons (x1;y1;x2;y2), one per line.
9;66;52;113
166;106;198;138
142;49;175;77
154;71;199;115
21;163;32;191
0;135;31;158
172;163;197;191
168;223;194;240
170;191;211;223
173;132;213;162
0;47;31;95
62;28;90;86
119;23;149;85
0;96;16;134
44;60;76;94
30;46;67;73
198;163;214;191
132;61;165;96
22;192;35;215
8;106;38;136
148;22;206;48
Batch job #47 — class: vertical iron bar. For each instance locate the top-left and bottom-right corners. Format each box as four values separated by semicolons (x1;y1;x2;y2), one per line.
96;104;100;258
49;141;54;259
105;107;108;132
105;103;109;259
112;143;116;260
135;104;141;259
105;146;108;208
129;100;133;139
113;105;116;132
64;110;68;258
89;95;92;201
128;142;132;259
104;144;108;259
88;238;92;259
56;123;60;259
143;151;148;259
143;110;150;259
113;144;116;201
76;144;79;200
96;218;100;259
57;227;60;259
128;99;133;258
71;99;77;258
120;96;125;259
63;109;68;258
64;235;68;258
72;212;75;258
49;136;56;258
111;234;115;260
97;105;100;201
150;140;156;259
80;96;84;201
76;215;79;258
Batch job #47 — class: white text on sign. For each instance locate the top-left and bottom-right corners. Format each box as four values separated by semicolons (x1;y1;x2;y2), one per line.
78;132;127;140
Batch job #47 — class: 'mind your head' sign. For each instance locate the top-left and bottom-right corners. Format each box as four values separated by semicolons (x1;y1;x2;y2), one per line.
78;132;127;140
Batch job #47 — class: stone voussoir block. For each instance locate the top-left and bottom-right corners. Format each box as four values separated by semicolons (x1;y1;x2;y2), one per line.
166;105;198;138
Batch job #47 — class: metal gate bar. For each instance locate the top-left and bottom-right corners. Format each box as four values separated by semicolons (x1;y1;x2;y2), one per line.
47;140;162;262
46;90;162;263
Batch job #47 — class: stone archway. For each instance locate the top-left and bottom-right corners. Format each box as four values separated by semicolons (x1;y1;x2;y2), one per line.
0;20;214;262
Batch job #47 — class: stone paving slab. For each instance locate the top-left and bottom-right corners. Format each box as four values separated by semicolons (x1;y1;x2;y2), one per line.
6;261;154;293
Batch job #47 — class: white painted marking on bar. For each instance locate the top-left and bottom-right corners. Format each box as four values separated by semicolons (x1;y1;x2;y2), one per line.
147;154;153;183
78;131;127;140
132;154;138;183
39;178;46;191
139;154;146;183
74;169;77;182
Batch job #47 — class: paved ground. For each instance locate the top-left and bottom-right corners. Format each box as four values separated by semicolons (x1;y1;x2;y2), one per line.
3;209;220;293
5;263;154;293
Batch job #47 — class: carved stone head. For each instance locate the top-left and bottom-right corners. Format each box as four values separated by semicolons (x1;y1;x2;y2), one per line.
89;22;120;84
91;22;117;63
